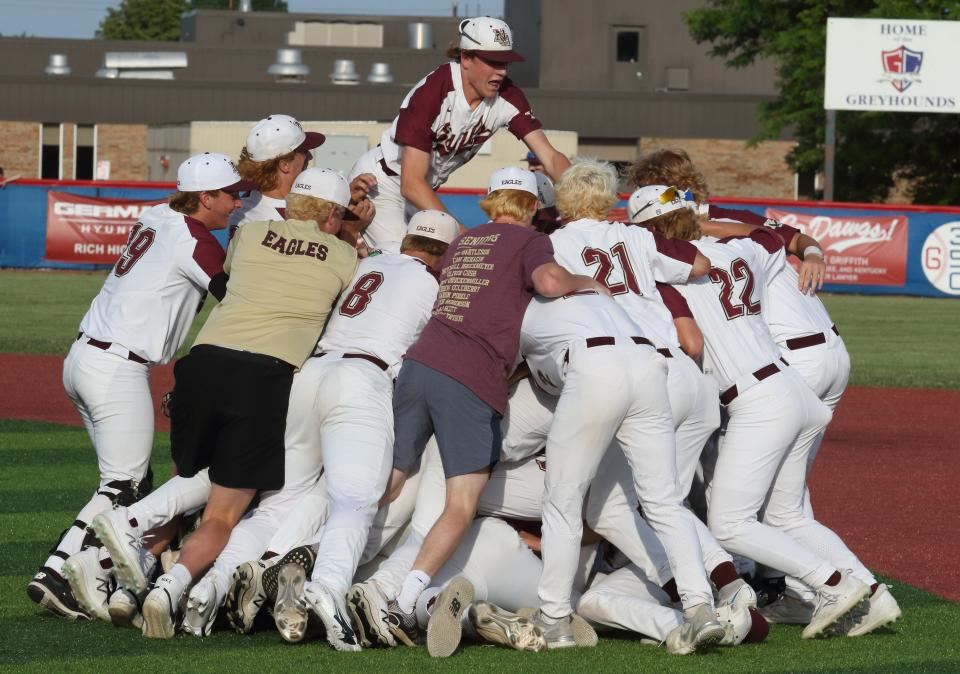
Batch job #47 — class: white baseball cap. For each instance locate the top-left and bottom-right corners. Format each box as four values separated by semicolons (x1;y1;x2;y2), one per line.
406;210;460;244
535;172;555;208
458;17;525;62
245;114;326;162
290;167;359;220
177;152;257;193
627;185;688;223
488;166;538;197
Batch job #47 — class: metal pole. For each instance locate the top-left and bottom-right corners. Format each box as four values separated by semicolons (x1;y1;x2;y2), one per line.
824;108;836;201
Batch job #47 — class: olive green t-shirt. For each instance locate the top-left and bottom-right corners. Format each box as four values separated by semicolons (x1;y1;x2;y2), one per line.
195;218;357;368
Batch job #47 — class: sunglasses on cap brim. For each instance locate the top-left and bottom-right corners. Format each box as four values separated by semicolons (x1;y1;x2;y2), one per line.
633;186;685;218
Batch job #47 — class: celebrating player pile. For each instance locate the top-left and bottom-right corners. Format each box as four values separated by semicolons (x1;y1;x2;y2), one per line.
28;15;900;660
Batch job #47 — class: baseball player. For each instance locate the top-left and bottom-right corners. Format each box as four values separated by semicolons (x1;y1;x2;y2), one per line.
379;167;606;652
93;167;358;639
28;153;250;621
232;114;377;246
632;184;888;639
349;17;570;252
519;289;725;652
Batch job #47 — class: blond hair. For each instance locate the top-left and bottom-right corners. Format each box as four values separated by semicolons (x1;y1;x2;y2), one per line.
647;208;703;241
555;158;619;221
237;146;297;194
284;193;341;223
627;148;710;205
478;189;538;222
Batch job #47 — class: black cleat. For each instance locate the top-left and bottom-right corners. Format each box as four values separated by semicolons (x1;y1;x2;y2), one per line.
262;545;317;605
27;567;89;620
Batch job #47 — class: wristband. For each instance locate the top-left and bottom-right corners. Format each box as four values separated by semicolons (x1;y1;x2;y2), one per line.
803;246;823;259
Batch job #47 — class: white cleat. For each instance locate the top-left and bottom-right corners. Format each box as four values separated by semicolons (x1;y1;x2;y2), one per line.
182;571;223;637
347;580;396;648
469;601;546;652
62;547;115;622
517;606;597;647
141;579;179;639
108;586;144;629
224;560;267;634
303;582;361;652
91;507;150;593
802;572;869;639
274;564;309;643
427;576;475;657
760;593;815;624
835;584;902;637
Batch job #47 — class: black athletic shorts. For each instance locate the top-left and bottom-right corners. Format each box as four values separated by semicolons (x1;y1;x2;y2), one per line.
170;344;294;491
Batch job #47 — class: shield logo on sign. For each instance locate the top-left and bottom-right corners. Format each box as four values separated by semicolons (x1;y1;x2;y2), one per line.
881;46;923;92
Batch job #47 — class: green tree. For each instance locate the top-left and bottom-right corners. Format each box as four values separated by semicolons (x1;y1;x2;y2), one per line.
97;0;189;41
685;0;960;204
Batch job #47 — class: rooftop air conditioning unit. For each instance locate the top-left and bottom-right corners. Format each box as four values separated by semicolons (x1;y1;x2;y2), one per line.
45;54;71;76
268;48;310;83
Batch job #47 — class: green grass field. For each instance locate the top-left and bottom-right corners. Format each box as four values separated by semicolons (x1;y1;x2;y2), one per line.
2;269;959;672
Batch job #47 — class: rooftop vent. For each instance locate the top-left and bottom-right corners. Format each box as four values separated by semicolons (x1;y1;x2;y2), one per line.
239;0;252;11
331;59;359;85
367;63;394;85
268;48;309;83
45;54;71;76
408;22;432;49
98;52;187;80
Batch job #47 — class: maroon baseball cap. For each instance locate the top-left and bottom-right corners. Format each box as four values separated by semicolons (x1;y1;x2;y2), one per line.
458;17;525;63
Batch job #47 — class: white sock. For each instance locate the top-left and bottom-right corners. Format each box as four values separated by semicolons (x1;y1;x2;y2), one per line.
397;569;431;614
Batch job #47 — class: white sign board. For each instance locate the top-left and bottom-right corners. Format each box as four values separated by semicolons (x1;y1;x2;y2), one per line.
825;18;960;113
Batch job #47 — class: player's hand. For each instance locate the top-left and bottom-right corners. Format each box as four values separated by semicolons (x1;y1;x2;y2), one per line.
798;254;826;295
355;238;371;258
348;197;375;230
518;530;541;553
160;391;173;418
349;173;377;202
591;279;613;297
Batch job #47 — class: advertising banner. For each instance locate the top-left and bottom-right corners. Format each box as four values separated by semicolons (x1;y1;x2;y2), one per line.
766;208;908;286
44;191;161;264
825;17;960;113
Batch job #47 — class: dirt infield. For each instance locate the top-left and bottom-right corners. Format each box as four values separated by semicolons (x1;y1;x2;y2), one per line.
1;352;957;601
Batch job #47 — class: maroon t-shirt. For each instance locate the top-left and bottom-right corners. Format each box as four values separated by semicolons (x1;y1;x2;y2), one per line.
405;222;555;414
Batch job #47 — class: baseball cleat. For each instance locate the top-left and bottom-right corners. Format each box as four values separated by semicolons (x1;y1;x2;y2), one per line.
62;547;115;621
26;567;89;620
182;571;223;637
427;576;474;657
347;580;396;648
91;507;150;593
469;601;546;652
529;610;577;649
303;582;362;652
720;579;758;611
802;572;869;639
688;603;726;650
274;564;310;643
141;579;179;639
518;606;597;647
834;584;902;637
386;600;423;647
760;593;815;624
224;560;267;634
108;586;144;629
262;545;316;605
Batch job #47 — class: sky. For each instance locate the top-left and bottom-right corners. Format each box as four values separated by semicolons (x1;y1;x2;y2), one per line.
0;0;505;39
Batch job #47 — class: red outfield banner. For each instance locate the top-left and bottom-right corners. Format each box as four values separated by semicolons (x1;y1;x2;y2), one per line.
766;208;908;286
44;192;162;264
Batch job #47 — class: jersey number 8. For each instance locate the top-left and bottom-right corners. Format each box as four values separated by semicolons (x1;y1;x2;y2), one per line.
339;271;385;317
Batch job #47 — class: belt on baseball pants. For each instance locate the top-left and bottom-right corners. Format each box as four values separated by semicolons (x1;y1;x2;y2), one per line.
314;351;388;371
784;324;841;351
719;358;789;406
564;336;655;364
77;332;148;364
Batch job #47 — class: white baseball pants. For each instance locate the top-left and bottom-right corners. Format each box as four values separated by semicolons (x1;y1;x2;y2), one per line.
351;148;413;254
538;344;714;618
578;565;683;641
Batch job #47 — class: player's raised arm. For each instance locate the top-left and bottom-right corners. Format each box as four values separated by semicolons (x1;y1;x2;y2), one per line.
522;129;571;182
400;145;448;213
